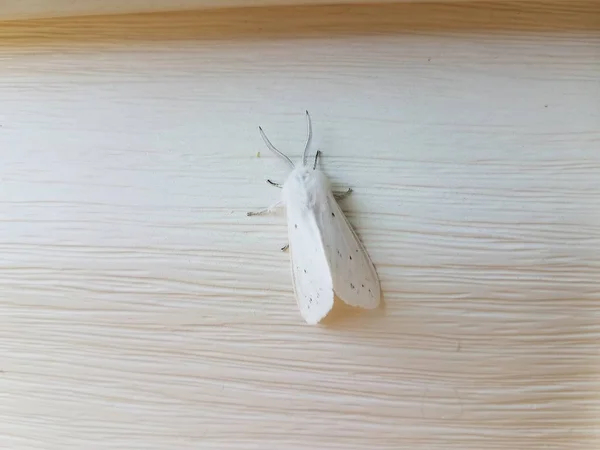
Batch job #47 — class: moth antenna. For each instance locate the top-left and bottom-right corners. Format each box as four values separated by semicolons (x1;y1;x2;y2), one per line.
259;126;294;169
302;110;312;167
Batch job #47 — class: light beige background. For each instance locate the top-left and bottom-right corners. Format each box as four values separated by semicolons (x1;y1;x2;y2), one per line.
0;2;599;449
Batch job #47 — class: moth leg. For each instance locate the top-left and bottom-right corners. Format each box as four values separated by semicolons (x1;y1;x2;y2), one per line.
267;179;282;189
313;150;322;170
247;201;282;216
281;244;289;252
334;188;353;201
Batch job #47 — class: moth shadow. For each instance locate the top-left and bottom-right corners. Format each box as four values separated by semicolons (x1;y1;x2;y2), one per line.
319;293;386;327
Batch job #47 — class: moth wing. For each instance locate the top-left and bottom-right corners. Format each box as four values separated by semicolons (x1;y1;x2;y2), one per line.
287;206;334;325
318;190;381;309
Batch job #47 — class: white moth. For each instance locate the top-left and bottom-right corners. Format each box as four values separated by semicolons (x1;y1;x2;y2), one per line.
248;111;381;324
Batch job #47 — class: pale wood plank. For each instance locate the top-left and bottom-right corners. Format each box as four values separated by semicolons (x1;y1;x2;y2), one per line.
0;2;599;450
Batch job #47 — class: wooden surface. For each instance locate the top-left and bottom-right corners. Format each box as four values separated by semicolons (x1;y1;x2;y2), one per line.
0;0;509;22
1;2;599;449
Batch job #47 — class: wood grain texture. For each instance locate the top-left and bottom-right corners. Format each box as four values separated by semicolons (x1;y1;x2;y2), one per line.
0;0;568;21
0;2;599;449
1;1;599;47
